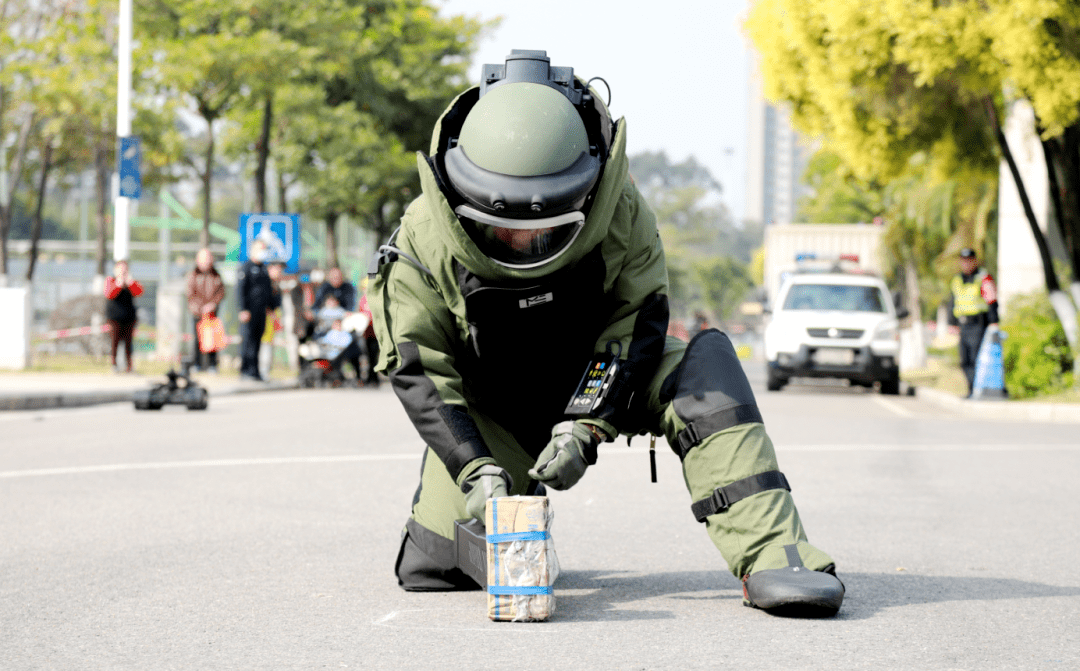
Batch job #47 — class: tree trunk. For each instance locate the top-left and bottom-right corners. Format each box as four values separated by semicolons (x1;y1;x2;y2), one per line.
26;138;53;281
373;199;390;246
988;100;1060;292
201;118;215;249
95;141;109;279
0;103;34;284
255;94;273;213
988;100;1079;355
1040;127;1080;287
1041;123;1080;385
325;212;340;270
278;171;288;214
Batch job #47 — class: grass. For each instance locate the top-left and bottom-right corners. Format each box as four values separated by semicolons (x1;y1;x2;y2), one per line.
902;352;1080;403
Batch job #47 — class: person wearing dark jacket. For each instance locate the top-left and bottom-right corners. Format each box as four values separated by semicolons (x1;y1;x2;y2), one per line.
314;266;362;381
313;267;357;311
237;239;280;381
186;248;226;372
104;259;143;373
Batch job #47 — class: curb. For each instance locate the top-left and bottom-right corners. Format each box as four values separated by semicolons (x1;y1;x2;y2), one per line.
913;385;1080;424
0;380;301;412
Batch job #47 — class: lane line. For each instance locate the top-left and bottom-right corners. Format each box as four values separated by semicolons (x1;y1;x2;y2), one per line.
775;444;1080;452
871;396;914;417
3;443;1079;479
0;454;422;479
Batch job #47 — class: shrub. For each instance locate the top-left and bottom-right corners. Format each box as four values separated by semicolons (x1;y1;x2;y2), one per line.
1000;293;1074;399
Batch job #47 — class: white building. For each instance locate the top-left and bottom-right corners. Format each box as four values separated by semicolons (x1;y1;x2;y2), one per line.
745;61;814;226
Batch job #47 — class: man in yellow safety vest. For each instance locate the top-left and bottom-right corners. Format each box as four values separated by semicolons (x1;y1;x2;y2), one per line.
950;248;999;397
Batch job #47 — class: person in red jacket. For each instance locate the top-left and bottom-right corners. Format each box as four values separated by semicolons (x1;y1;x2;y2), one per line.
104;259;143;373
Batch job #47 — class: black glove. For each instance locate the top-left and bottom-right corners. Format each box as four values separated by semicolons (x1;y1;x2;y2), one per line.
527;420;609;490
457;458;513;522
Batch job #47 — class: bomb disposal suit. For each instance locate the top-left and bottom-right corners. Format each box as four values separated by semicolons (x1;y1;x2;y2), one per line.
368;50;845;615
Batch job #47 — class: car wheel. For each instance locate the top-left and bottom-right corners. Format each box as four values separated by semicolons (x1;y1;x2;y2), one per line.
766;366;786;392
879;374;901;395
186;387;209;410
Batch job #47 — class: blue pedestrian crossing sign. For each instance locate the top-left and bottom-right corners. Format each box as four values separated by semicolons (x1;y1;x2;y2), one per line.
239;213;301;273
118;136;141;199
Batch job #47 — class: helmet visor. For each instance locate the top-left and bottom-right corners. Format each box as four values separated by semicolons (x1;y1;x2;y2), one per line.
456;204;585;269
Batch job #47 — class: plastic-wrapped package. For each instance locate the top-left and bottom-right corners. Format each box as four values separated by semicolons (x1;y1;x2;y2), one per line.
485;496;560;622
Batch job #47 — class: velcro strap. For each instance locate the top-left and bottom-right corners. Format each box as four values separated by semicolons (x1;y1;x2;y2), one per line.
675;404;764;459
691;470;790;523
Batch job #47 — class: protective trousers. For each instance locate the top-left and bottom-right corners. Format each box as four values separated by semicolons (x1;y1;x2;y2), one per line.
395;330;835;590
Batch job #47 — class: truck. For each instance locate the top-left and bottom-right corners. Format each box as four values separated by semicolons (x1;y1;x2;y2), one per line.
763;223;886;308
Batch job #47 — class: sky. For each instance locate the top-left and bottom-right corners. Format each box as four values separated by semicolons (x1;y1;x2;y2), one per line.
436;0;757;221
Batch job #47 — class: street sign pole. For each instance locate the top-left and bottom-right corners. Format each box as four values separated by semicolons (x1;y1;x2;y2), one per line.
113;0;133;263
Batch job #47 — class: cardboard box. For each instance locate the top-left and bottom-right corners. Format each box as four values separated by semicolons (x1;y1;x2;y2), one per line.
485;496;557;622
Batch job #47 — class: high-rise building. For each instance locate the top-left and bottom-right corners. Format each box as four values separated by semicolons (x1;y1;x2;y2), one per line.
746;62;814;225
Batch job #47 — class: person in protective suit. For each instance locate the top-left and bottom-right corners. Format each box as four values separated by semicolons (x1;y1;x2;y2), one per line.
368;50;844;616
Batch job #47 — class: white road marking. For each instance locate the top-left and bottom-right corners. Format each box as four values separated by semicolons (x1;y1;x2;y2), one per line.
375;611;398;624
0;453;422;479
775;444;1080;452
2;443;1078;480
871;396;914;417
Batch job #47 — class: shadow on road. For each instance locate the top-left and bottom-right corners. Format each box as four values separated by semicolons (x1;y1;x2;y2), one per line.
551;569;1080;622
554;569;740;621
836;572;1080;620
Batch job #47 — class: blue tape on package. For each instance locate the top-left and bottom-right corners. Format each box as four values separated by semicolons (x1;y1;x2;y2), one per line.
492;498;500;620
488;585;554;596
486;530;549;544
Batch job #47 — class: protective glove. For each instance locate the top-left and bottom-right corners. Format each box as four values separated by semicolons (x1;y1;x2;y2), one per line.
457;458;513;523
527;420;610;491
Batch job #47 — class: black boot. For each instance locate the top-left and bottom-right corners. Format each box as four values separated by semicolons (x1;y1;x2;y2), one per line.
742;545;845;617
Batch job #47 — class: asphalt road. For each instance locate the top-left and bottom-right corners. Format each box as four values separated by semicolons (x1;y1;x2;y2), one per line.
2;366;1078;670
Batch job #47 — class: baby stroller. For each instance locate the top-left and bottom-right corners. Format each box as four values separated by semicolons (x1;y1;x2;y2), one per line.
297;311;369;388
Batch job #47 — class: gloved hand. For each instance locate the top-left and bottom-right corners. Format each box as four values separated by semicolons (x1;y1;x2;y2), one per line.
457;458;513;523
527;420;609;490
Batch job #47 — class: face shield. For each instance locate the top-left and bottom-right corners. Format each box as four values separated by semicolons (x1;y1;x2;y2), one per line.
456;204;585;269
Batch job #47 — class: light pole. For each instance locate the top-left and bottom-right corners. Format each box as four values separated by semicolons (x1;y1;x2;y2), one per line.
113;0;132;263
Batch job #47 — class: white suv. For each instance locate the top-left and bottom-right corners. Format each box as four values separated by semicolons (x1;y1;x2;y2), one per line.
763;271;907;394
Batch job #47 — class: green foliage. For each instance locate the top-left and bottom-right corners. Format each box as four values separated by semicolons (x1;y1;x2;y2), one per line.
1001;292;1075;399
695;257;752;322
797;151;886;224
747;0;1080;339
629;151;760;319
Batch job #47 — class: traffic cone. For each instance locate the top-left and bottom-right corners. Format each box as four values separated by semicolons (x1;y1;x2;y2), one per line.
971;325;1008;399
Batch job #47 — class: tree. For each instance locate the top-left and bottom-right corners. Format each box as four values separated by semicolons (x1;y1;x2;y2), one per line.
0;0;47;285
696;256;753;324
629;150;760;317
748;0;1080;376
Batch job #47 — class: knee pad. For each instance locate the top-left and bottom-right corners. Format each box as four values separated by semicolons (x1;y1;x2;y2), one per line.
660;329;763;459
395;519;482;592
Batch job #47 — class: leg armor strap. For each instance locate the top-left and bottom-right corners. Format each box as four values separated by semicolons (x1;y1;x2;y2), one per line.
691;470;790;523
674;404;764;458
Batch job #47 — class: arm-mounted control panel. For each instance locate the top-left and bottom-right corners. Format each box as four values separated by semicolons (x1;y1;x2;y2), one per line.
564;341;622;418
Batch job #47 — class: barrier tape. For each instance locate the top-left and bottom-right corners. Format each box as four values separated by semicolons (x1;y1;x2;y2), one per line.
36;323;242;345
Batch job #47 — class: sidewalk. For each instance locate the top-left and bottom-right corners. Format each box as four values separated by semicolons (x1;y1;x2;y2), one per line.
913;385;1080;424
0;369;298;411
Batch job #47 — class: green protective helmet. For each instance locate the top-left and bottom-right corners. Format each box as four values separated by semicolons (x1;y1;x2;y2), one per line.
442;50;612;269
